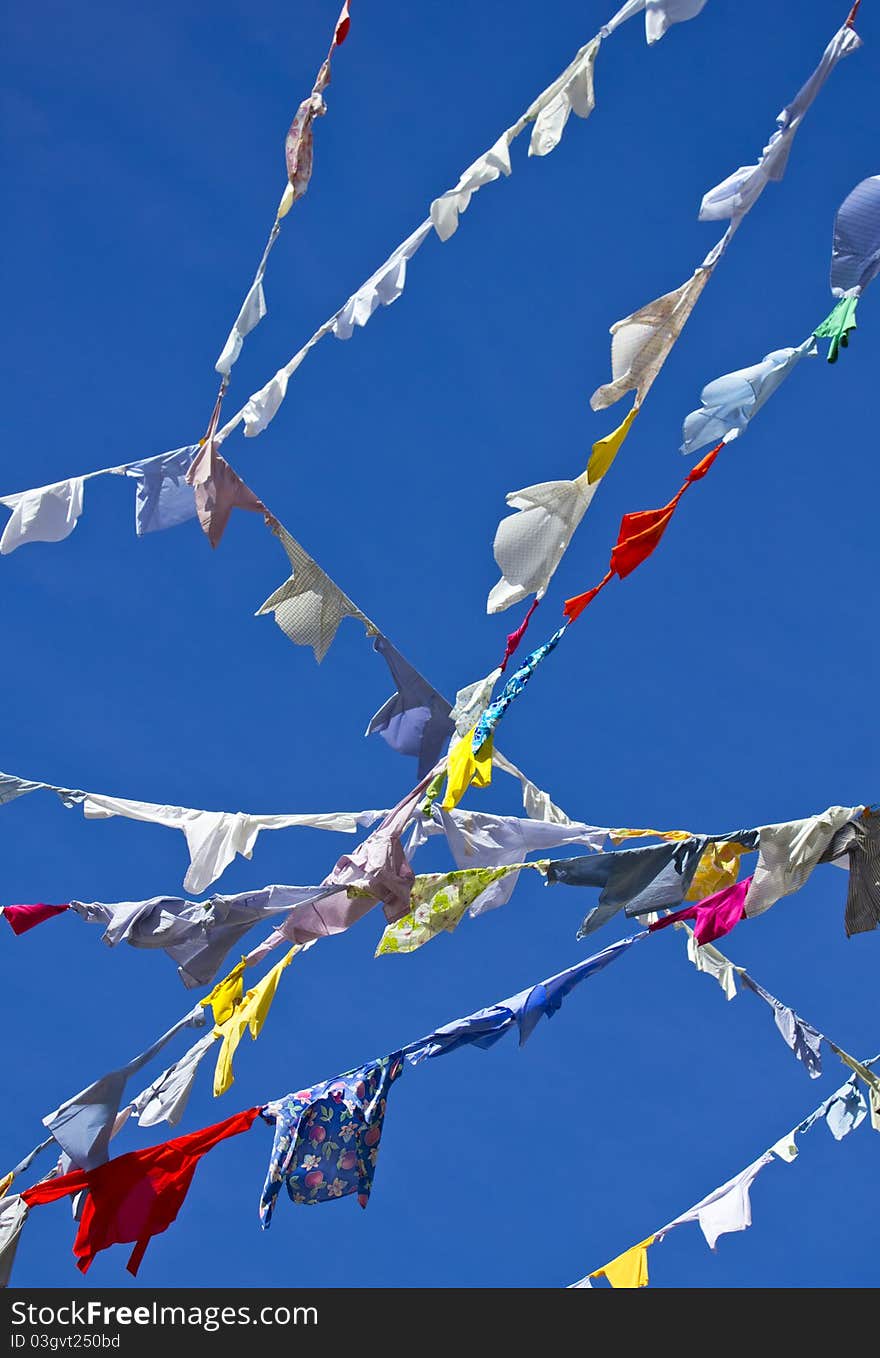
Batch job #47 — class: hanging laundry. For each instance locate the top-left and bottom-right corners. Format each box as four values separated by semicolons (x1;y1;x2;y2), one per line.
744;805;863;918
800;1073;868;1142
819;809;880;936
656;1153;775;1250
588;1236;655;1289
257;518;376;662
698;21;861;225
527;37;600;158
590;264;714;411
814;294;859;363
472;626;567;750
403;933;646;1063
123;446;199;534
332;221;432;339
366;635;454;777
449;668;502;736
0;1195;28;1289
681;927;739;1001
681;340;815;454
409;807;608;916
22;1108;259;1276
201;958;246;1024
212;947;300;1096
431;131;513;241
186;442;267;549
487;474;599;614
602;0;710;46
1;902;68;936
375;865;524;956
827;1044;880;1105
564;442;722;621
125;1032;219;1130
649;876;751;947
830;174;880;295
442;726;494;811
0;771;83;808
490;749;575;825
498;598;541;672
546;837;708;936
686;837;755;899
71;885;330;988
259;1054;402;1224
0;477;87;554
42;1006;208;1171
740;974;824;1079
215;271;269;377
587;402;640;483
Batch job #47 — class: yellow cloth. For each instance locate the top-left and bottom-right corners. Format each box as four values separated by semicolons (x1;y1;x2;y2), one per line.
213;947;299;1096
587;402;640;484
829;1043;880;1103
591;1235;655;1289
610;828;749;900
201;957;246;1025
0;1171;13;1200
442;727;493;811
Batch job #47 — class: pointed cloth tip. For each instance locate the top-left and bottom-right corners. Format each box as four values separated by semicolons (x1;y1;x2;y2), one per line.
846;0;861;28
2;902;69;935
587;402;640;485
334;1;352;45
499;598;540;672
564;570;613;623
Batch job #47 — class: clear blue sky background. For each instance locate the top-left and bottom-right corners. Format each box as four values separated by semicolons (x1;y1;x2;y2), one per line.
2;0;877;1289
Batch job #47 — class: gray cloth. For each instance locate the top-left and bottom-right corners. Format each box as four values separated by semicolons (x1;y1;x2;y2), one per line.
819;811;880;937
126;1031;218;1129
741;973;824;1079
0;770;84;808
546;838;708;937
0;1195;28;1289
830;175;880;296
366;635;454;778
72;883;336;988
42;1005;207;1171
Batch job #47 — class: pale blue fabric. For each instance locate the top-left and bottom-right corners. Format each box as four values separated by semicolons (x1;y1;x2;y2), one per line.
124;446;199;535
366;635;454;778
681;342;814;455
741;973;824;1078
403;933;646;1064
546;838;708;938
831;175;880;296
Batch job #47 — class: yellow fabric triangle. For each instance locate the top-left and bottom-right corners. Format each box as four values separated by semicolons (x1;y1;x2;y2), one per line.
0;1170;13;1200
686;841;749;900
201;957;247;1025
587;402;639;484
442;727;493;811
591;1235;655;1289
212;947;299;1097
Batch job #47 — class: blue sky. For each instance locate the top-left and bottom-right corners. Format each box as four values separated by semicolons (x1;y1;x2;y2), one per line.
2;0;877;1289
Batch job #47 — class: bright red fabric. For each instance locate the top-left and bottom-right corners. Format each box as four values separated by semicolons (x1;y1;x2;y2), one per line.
334;1;352;45
22;1108;259;1276
2;903;69;936
563;570;613;623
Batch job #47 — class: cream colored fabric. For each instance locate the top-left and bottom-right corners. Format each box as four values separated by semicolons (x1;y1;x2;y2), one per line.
487;473;598;613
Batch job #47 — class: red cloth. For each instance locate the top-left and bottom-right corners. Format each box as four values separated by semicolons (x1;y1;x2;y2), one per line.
334;1;352;46
22;1108;259;1276
2;903;69;936
648;875;752;947
499;597;540;672
564;443;722;622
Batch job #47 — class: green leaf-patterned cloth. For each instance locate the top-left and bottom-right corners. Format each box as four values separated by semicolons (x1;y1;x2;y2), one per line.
375;865;522;956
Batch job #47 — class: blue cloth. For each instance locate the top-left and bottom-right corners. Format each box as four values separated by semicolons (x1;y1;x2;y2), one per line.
259;1054;403;1226
831;175;880;296
800;1075;867;1141
473;625;567;751
366;635;454;778
740;973;824;1079
680;342;814;455
124;446;199;535
546;839;708;938
403;934;646;1064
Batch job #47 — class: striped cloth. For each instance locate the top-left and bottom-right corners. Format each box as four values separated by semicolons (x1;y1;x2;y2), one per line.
821;810;880;936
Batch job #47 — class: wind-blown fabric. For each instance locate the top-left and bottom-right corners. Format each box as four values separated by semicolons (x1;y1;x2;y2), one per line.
375;865;525;956
744;805;863;918
681;927;739;1001
403;934;646;1064
431;132;513;241
588;1236;655;1289
0;478;87;554
472;626;567;750
814;294;859;363
212;948;299;1096
257;519;375;662
441;728;494;811
547;837;708;937
42;1006;207;1171
649;876;751;947
527;38;600;158
366;635;454;776
698;23;861;225
487;473;598;613
125;1032;218;1130
740;973;824;1079
185;441;266;549
1;903;69;935
820;810;880;937
590;264;713;411
656;1153;775;1250
123;446;198;534
602;0;709;46
449;668;502;737
564;443;721;621
830;174;880;295
681;339;815;454
0;1196;28;1290
332;221;432;339
259;1054;402;1224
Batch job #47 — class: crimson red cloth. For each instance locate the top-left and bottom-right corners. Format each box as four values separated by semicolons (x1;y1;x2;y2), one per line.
334;1;352;45
564;443;722;621
22;1108;259;1276
499;597;540;672
2;903;69;936
648;875;752;947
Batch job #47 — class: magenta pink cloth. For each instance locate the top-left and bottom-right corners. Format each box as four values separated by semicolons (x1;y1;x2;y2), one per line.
3;902;69;936
499;598;540;673
648;875;752;946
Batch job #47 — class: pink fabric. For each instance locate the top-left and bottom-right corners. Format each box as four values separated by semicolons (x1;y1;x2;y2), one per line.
186;443;266;549
649;875;752;947
3;902;69;936
499;598;540;673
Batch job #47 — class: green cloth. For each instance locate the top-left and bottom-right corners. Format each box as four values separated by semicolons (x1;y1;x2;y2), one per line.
814;295;859;363
375;865;520;956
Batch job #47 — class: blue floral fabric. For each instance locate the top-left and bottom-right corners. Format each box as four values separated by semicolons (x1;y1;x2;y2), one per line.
259;1054;403;1226
472;625;567;751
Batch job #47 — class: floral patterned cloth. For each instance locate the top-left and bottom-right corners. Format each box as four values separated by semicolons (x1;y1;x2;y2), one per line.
259;1055;403;1226
375;866;525;956
472;626;567;752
